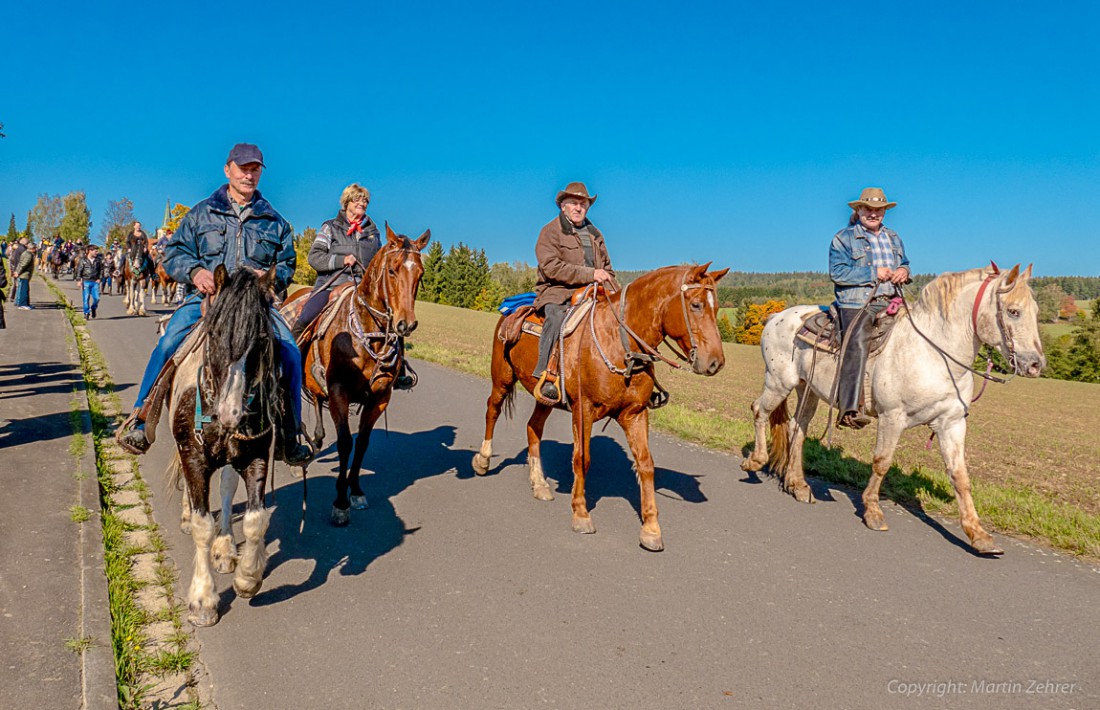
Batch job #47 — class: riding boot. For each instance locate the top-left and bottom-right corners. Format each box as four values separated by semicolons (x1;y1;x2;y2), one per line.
276;392;314;466
393;338;416;390
534;303;567;403
835;307;874;429
116;409;151;454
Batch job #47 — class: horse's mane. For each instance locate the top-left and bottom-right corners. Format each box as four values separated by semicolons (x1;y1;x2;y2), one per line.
205;269;277;380
912;267;987;318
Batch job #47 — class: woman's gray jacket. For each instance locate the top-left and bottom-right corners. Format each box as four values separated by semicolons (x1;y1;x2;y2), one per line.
308;213;381;289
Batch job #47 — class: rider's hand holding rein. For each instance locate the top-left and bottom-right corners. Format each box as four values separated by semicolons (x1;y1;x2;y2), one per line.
192;267;216;295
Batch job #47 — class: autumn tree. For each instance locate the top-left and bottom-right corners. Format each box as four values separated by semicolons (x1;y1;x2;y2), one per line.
30;193;64;241
59;191;91;243
165;203;191;233
100;197;135;246
717;312;736;342
734;300;786;345
292;227;317;286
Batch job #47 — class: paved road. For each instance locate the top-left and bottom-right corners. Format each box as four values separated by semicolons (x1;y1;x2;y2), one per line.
53;276;1100;709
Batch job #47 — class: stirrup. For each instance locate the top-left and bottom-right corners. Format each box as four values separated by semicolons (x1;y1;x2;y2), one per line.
647;389;670;409
836;411;873;430
533;371;560;406
116;411;151;454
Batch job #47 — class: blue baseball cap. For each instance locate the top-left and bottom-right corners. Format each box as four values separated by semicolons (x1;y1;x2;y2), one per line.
226;142;265;167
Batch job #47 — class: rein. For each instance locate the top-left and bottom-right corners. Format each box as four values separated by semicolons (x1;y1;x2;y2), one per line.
347;245;418;379
192;363;273;443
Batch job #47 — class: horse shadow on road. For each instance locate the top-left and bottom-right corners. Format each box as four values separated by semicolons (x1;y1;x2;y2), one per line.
474;434;707;520
238;424;468;610
739;437;986;556
0;361;83;401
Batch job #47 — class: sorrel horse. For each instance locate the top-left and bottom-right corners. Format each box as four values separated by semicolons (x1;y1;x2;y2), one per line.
286;224;429;526
740;263;1045;555
473;263;729;551
165;265;280;626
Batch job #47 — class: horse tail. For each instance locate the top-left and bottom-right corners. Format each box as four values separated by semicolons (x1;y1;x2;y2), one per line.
768;395;791;474
165;450;183;498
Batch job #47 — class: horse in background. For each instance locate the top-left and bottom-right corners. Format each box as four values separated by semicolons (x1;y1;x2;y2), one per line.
283;224;429;526
473;263;729;551
740;263;1044;555
122;251;156;315
166;265;280;626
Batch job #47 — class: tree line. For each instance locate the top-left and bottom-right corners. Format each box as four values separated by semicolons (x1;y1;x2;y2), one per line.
2;193;161;247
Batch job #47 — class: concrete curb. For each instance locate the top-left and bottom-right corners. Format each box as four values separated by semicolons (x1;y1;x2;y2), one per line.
54;280;118;709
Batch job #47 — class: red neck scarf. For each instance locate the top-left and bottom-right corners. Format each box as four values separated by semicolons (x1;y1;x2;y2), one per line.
347;218;363;236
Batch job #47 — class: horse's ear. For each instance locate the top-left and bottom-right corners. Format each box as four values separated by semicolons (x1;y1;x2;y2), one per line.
385;222;399;245
1001;263;1021;288
989;260;1000;275
259;266;277;293
213;264;228;292
414;229;431;251
708;267;730;282
1020;263;1033;281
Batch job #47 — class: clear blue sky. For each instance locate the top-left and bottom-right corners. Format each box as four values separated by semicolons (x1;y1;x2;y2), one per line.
2;1;1097;276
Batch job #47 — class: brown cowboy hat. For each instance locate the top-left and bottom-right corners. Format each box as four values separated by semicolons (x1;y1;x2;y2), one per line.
848;187;896;211
556;181;597;206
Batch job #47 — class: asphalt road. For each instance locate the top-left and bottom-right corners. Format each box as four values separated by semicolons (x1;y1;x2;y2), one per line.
61;277;1099;709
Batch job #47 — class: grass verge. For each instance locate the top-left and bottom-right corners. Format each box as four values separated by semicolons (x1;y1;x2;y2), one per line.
45;278;204;709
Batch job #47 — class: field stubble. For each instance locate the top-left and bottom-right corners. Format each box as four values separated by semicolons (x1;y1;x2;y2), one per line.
410;301;1100;559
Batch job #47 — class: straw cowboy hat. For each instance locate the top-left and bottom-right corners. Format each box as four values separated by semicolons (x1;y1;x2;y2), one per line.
556;182;597;206
848;187;896;211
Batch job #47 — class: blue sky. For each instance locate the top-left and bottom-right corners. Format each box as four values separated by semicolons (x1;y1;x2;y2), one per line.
2;1;1097;276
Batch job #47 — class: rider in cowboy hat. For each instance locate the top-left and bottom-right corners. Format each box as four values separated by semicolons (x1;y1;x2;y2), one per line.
829;187;911;429
532;181;619;404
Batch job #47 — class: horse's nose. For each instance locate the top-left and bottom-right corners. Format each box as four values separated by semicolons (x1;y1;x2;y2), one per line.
706;357;723;376
396;320;418;337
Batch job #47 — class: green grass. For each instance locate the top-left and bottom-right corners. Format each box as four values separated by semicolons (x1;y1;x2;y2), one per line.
69;504;93;523
64;636;95;654
410;299;1100;560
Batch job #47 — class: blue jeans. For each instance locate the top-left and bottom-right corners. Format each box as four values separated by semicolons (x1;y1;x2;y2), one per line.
82;281;101;315
133;294;303;426
14;279;29;307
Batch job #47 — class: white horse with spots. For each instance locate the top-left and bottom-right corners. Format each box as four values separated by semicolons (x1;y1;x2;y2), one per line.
740;264;1045;555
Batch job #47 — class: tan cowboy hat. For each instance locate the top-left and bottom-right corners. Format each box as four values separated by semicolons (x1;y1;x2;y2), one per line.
848;187;896;210
556;181;597;206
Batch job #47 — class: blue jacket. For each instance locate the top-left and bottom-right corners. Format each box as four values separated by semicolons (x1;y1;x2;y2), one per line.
164;185;296;296
828;223;909;308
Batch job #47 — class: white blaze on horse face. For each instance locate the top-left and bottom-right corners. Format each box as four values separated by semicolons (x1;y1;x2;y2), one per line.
707;291;715;310
404;259;416;270
216;354;250;428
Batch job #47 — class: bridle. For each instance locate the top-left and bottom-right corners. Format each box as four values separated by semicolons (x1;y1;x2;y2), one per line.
348;243;420;369
591;270;716;376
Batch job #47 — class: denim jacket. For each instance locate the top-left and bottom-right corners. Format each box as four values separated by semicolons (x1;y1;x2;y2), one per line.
164;185;296;296
828;223;909;308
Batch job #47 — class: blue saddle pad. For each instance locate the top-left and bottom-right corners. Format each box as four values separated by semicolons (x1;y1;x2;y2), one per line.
499;291;536;315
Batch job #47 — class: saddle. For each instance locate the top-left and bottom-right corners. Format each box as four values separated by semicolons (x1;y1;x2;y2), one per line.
497;286;601;346
133;321;209;446
795;299;904;357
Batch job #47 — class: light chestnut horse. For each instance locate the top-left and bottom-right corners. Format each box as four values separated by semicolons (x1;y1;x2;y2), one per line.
741;263;1045;555
473;264;728;551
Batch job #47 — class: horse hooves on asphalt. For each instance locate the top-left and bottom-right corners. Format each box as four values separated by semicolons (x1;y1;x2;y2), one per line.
188;605;219;628
572;516;596;534
532;485;554;502
349;494;368;510
863;512;889;531
639;532;664;552
472;452;490;475
331;506;350;527
972;537;1004;556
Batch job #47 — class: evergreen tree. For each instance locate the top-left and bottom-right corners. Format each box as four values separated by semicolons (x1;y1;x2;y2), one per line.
418;240;444;303
23;210;34;241
5;214;16;243
438;243;492;309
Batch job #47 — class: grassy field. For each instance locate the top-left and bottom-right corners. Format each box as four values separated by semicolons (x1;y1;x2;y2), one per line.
408;301;1100;559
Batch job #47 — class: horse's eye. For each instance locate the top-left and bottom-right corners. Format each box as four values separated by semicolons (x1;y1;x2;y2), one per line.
1008;308;1021;318
691;301;703;312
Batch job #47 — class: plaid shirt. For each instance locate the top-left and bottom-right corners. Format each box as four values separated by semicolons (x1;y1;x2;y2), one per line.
859;223;900;298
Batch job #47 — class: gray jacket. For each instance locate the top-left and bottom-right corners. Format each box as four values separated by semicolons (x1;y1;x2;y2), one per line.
308;213;381;288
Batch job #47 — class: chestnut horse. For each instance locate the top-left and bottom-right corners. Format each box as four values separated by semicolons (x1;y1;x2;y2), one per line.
473;263;729;551
287;225;430;526
740;264;1045;554
165;265;280;626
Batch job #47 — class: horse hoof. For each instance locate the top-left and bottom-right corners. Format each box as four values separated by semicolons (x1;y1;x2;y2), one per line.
639;531;664;552
532;485;554;502
972;536;1004;555
188;605;219;627
180;520;192;535
571;516;596;534
212;554;237;575
350;494;369;510
234;578;262;599
863;511;889;531
787;483;814;504
331;506;350;527
740;457;764;473
472;453;490;476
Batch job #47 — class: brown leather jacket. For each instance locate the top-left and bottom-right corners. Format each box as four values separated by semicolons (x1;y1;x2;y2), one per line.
534;212;618;310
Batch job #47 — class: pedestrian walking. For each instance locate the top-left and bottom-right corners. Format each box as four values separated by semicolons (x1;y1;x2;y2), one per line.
78;244;105;318
14;239;36;309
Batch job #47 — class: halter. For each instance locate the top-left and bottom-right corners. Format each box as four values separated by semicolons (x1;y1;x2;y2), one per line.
192;363;269;442
348;244;418;376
